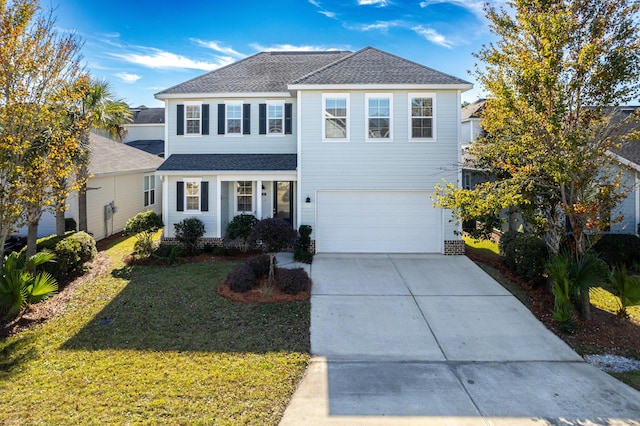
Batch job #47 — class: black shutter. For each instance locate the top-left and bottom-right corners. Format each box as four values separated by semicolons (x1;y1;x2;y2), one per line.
217;104;225;135
284;103;292;134
243;104;251;135
176;181;184;211
177;104;184;135
202;104;209;135
259;103;267;135
201;181;209;212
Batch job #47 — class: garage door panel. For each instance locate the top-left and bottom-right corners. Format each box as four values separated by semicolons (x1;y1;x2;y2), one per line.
316;191;441;253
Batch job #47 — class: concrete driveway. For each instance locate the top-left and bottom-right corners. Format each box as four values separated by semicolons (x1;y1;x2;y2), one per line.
280;254;640;425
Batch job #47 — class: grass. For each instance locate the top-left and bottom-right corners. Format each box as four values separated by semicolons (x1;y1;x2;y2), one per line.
590;286;640;323
0;235;310;425
463;235;500;255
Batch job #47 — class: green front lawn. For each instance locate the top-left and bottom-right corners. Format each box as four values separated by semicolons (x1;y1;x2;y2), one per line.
0;236;310;425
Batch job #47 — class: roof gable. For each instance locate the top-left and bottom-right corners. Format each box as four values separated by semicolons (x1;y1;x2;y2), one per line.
155;51;352;96
291;46;472;86
462;99;486;120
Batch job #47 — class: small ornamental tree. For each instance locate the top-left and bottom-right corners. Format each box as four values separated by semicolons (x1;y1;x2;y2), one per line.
124;210;164;257
249;218;297;284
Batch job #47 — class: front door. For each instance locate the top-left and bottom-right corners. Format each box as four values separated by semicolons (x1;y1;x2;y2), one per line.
273;181;293;224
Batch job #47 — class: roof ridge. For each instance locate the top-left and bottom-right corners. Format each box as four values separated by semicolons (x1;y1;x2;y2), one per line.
155;52;267;96
290;48;361;84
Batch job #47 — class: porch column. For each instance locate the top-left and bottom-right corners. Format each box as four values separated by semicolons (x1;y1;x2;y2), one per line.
216;177;221;238
256;180;262;219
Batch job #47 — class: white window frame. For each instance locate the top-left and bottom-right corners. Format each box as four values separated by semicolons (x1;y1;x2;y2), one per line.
322;93;350;142
267;101;285;136
184;178;202;213
144;175;155;207
408;93;436;142
225;101;243;136
184;101;202;136
365;93;393;142
234;181;255;215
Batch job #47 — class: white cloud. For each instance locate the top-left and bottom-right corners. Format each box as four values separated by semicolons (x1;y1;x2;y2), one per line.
190;39;246;58
319;10;336;18
412;25;454;48
114;72;141;83
352;20;399;31
250;43;342;52
358;0;390;6
308;0;321;6
111;48;234;71
419;0;486;20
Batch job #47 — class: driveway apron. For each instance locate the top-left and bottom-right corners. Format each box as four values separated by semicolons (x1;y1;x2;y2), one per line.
280;254;640;425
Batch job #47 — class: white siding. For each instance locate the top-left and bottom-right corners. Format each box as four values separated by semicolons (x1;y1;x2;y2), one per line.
164;175;218;239
611;167;638;234
124;124;165;142
299;89;460;248
165;99;297;156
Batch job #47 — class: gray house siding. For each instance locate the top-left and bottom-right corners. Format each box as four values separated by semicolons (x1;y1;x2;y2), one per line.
164;175;218;239
299;89;460;242
610;166;638;234
165;99;297;155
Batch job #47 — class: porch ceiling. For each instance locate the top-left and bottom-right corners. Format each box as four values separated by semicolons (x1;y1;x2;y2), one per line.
157;154;297;172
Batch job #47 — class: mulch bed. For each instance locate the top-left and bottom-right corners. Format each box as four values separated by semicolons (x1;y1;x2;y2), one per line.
466;247;640;358
217;270;311;304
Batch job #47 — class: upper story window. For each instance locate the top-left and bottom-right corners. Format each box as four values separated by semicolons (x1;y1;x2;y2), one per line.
177;102;208;136
268;103;284;135
226;103;242;135
366;94;392;141
322;94;349;141
144;175;155;207
186;104;201;135
409;93;436;140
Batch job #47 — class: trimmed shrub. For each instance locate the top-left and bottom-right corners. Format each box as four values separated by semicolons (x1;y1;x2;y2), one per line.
294;225;313;264
592;233;640;268
500;230;549;286
65;218;77;232
278;268;310;295
49;237;82;278
68;231;97;264
250;218;297;253
226;214;259;250
174;217;205;256
248;254;272;278
228;263;257;293
152;243;182;265
125;210;164;257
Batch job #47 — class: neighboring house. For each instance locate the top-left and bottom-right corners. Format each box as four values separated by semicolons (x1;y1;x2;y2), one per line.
461;98;485;148
18;132;164;240
155;47;472;254
124;107;165;157
461;102;640;235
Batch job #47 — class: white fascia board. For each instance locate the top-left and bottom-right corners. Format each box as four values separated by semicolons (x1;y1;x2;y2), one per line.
155;92;292;100
288;83;473;92
606;150;640;172
125;123;164;128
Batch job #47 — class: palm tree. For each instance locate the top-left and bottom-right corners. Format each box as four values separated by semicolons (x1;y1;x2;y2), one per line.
55;79;132;234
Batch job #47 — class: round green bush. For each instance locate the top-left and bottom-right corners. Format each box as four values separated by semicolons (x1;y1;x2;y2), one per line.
592;233;640;267
499;230;549;286
68;231;97;264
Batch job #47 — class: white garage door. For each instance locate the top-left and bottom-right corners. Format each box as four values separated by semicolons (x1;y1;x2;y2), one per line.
316;191;442;253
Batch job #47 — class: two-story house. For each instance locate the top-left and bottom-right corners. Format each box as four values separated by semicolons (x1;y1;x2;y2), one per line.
155;47;472;254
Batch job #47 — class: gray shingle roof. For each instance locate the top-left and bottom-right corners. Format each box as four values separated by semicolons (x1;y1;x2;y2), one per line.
292;46;472;86
131;107;165;124
89;133;164;176
157;154;297;172
461;99;486;120
611;107;640;166
125;140;165;157
155;51;352;95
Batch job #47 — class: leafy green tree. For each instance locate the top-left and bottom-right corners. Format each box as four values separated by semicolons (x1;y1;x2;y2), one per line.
435;0;640;319
0;0;87;264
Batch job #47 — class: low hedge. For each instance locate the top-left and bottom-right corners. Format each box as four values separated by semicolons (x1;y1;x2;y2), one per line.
499;230;549;287
592;233;640;268
34;231;97;280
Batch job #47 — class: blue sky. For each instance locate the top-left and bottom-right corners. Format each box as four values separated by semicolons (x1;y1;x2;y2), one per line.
55;0;496;107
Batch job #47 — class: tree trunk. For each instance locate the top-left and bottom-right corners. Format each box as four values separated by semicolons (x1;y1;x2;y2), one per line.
508;207;518;231
268;253;276;286
581;291;592;320
26;206;42;259
56;208;65;236
78;167;88;232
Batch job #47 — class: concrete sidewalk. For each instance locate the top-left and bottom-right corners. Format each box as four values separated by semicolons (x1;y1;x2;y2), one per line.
279;254;640;425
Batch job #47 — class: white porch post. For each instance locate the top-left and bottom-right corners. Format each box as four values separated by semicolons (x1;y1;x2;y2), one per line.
216;177;222;238
256;180;262;219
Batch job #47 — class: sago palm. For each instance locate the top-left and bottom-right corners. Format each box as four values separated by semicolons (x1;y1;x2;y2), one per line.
607;265;640;318
0;251;57;319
